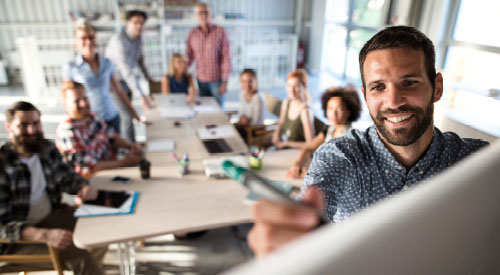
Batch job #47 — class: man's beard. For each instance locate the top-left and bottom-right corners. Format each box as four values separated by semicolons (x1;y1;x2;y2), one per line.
371;95;434;146
14;132;45;154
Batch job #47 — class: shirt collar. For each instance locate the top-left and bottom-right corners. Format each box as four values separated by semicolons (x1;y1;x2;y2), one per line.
368;125;443;174
197;23;214;32
75;53;102;67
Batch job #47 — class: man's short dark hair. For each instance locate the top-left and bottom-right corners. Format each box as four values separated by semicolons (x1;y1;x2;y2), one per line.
6;101;41;122
359;26;437;90
126;10;147;21
321;87;361;123
241;68;257;79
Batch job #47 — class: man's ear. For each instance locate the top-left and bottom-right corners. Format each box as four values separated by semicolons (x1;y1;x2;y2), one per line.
433;73;444;103
361;85;366;100
5;121;11;133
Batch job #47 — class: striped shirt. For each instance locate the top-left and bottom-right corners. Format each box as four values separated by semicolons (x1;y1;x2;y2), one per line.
304;126;488;223
56;113;118;177
186;23;231;82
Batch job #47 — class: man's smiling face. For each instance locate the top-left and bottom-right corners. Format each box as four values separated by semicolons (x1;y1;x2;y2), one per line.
361;48;443;146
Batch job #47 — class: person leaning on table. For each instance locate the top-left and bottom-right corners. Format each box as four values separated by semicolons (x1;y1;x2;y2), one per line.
248;25;489;257
56;81;143;179
62;19;142;134
0;101;105;274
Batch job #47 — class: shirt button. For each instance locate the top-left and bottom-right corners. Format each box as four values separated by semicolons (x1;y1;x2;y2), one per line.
397;166;403;170
403;185;409;190
385;169;389;174
419;171;423;175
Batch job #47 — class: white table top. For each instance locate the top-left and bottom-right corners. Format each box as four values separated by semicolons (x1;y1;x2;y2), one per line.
73;96;302;249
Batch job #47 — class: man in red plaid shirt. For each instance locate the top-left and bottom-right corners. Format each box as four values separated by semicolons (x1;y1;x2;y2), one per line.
186;3;231;106
56;81;142;178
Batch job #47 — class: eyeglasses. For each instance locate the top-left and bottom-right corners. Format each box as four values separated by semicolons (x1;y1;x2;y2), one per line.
77;35;96;41
197;11;209;15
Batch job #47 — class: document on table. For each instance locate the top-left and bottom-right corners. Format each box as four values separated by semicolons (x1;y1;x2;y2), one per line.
158;107;195;119
203;155;248;178
193;105;220;113
147;139;176;152
74;191;139;218
197;125;235;140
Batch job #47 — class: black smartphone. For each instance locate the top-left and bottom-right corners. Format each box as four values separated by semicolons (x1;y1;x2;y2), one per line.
111;176;131;184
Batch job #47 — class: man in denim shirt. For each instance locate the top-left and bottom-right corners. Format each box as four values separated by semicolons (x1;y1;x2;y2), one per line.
248;26;489;256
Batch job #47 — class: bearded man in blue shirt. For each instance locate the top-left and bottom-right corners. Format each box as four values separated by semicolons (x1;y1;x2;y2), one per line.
248;26;489;257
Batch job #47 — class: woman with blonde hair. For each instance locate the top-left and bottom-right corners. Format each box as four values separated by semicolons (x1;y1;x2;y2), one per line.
62;20;141;132
272;69;314;149
161;53;197;103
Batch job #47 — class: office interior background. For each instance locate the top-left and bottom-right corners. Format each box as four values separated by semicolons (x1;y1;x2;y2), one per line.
0;0;498;273
0;0;498;143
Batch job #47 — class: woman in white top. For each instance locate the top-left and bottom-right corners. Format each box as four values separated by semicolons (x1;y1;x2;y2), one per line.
287;87;362;178
236;68;264;125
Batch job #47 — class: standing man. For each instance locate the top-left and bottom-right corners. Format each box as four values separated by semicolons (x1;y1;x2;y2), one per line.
186;3;231;106
247;26;489;256
106;10;154;142
0;101;104;274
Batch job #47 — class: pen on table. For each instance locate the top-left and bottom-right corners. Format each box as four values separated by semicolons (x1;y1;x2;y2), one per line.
172;152;180;163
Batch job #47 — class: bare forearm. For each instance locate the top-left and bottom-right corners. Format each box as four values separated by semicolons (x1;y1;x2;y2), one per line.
93;159;124;173
283;141;307;149
21;226;47;242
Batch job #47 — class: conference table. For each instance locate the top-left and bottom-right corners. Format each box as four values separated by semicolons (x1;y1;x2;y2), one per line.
72;96;302;274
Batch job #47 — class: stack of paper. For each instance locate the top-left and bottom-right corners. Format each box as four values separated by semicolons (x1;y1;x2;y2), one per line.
147;139;176;152
197;125;235;139
203;155;248;178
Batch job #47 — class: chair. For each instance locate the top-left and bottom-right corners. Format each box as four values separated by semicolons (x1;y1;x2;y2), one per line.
243;124;277;148
0;239;63;275
264;91;282;117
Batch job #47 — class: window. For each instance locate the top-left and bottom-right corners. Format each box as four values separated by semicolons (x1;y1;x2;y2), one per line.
442;0;500;136
321;0;387;82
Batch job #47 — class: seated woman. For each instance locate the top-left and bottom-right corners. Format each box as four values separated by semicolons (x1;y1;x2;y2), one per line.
234;69;265;141
272;69;313;149
161;53;197;103
287;87;361;178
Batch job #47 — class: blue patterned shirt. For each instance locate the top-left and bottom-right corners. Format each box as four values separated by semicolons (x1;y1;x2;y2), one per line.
304;125;489;223
62;54;119;121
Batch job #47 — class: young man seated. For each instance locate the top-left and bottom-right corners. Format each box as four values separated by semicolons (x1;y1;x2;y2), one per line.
0;101;104;274
56;81;142;178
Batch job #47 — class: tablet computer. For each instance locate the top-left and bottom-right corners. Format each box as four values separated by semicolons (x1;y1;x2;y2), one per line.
84;190;131;209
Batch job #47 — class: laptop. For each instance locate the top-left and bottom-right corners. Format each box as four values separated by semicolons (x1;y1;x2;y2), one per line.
202;139;233;154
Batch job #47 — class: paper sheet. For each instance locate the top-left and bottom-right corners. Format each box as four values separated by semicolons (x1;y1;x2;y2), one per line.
158;107;195;119
147;139;176;152
194;105;220;113
197;125;235;140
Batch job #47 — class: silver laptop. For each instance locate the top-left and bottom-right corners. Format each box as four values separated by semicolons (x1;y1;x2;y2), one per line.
154;94;187;107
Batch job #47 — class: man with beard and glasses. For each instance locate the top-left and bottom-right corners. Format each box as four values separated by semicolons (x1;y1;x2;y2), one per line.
56;81;142;179
0;101;105;274
247;26;489;257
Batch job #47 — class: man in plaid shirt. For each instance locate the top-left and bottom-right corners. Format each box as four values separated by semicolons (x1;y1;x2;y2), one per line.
0;101;104;274
56;81;143;178
186;3;231;106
